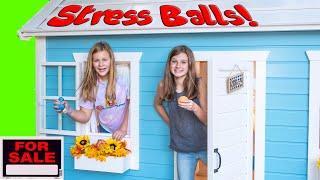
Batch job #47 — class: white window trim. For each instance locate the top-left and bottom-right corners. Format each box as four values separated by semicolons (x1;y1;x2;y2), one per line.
73;52;141;170
36;37;79;136
36;37;46;136
173;51;268;180
306;51;320;180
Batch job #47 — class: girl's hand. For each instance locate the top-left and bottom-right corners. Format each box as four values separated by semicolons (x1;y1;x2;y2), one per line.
178;100;198;112
53;99;73;115
112;129;127;140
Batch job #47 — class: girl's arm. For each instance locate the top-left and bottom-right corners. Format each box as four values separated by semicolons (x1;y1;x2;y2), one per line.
154;81;170;125
54;100;93;123
68;107;93;123
67;104;93;123
192;78;207;125
113;99;130;140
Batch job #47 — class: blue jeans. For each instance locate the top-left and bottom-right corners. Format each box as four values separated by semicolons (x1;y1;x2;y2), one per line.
177;150;207;180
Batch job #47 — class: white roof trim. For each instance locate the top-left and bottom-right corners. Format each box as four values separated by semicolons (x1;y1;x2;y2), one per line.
19;0;320;39
18;0;64;40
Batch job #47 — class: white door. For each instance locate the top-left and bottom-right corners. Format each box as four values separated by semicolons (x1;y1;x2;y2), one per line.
208;60;254;180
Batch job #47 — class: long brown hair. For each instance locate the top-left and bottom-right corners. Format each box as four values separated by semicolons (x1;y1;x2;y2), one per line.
161;45;198;101
79;41;116;105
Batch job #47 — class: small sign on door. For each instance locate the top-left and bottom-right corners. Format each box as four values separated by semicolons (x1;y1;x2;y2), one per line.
226;65;244;93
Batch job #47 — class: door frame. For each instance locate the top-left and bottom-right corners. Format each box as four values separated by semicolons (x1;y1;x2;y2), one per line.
174;51;269;180
306;51;320;180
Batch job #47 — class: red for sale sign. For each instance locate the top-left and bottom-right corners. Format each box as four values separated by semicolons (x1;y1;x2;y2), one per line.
1;137;63;178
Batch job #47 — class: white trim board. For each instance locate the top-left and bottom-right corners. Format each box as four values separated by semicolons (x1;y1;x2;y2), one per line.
19;25;320;40
307;50;320;180
173;51;268;180
35;37;46;136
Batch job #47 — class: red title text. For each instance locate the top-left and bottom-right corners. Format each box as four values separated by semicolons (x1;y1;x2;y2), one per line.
47;4;258;27
9;141;56;163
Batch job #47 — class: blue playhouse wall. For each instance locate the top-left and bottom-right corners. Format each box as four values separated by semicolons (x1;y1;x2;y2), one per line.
45;31;318;180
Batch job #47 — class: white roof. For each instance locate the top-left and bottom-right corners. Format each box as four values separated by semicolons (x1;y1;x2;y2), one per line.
19;0;320;39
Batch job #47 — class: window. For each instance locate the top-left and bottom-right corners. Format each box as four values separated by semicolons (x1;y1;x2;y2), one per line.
36;40;141;171
73;52;141;171
42;62;77;135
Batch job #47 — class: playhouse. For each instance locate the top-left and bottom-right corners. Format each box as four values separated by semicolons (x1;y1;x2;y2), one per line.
19;0;320;180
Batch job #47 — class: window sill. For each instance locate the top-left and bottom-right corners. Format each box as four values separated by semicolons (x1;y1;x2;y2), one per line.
74;155;130;173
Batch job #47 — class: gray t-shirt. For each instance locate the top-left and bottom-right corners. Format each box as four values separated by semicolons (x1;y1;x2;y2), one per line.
166;92;207;152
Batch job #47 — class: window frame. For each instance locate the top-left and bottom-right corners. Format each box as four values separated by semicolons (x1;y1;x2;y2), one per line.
73;52;141;170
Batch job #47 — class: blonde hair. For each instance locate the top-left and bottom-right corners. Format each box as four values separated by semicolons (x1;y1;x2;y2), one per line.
161;45;198;101
79;41;116;105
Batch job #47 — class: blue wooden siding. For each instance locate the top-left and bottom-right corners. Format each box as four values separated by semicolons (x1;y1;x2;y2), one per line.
45;31;320;180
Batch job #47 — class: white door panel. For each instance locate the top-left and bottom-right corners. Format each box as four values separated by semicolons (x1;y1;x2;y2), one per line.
214;159;247;180
215;110;248;131
220;143;247;165
215;127;247;148
214;94;248;113
209;60;253;180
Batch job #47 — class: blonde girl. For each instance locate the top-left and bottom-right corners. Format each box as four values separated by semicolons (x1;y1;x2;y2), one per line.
54;41;129;140
154;45;207;180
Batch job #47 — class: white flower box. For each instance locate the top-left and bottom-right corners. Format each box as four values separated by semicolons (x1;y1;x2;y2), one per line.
74;155;130;173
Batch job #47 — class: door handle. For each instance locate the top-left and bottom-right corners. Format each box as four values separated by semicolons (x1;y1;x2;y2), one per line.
214;148;222;173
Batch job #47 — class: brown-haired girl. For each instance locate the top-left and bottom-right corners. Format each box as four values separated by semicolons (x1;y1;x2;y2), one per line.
154;45;207;180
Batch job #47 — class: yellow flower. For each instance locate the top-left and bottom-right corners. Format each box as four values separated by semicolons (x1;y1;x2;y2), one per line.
70;146;82;158
75;135;90;150
118;140;127;149
106;138;121;152
96;139;106;150
70;136;130;161
85;145;99;158
96;154;107;162
99;143;112;155
317;158;320;169
114;148;128;157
